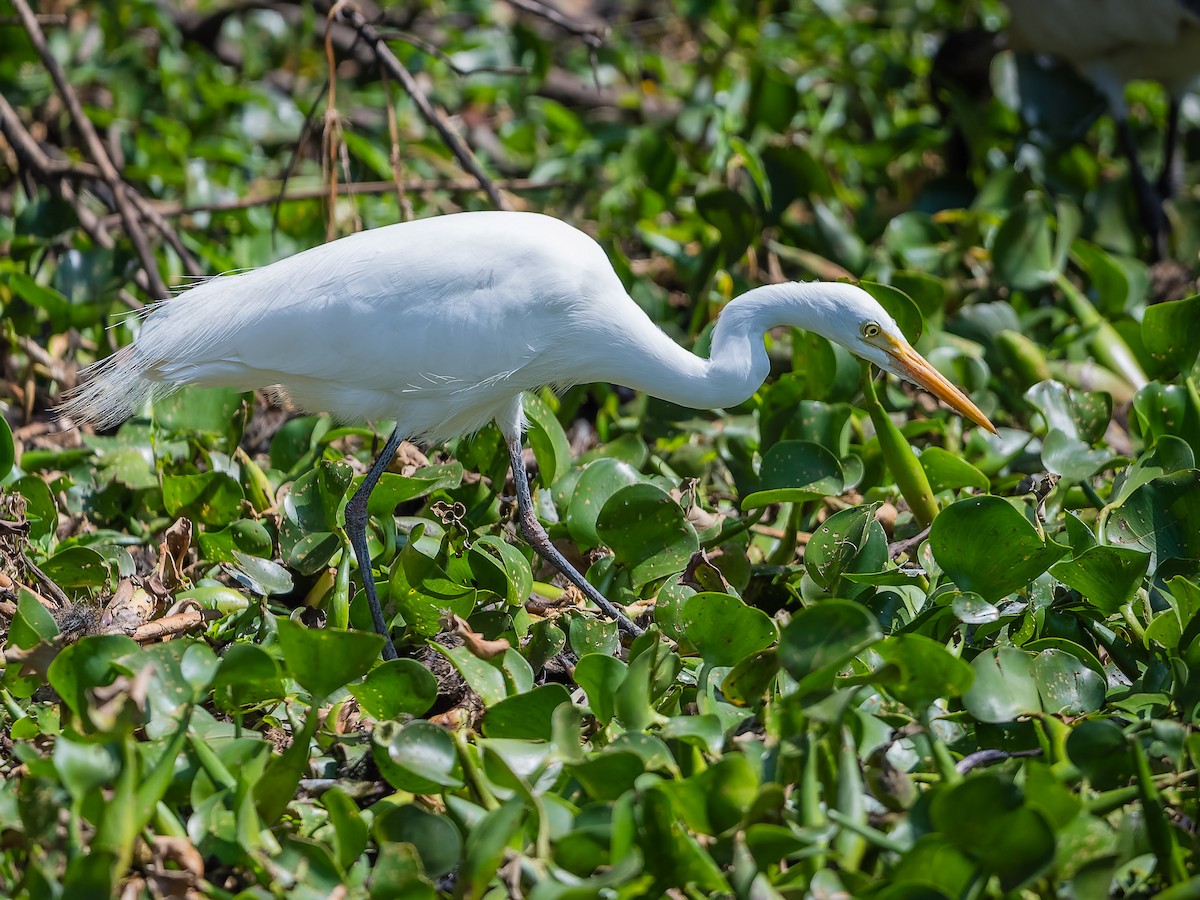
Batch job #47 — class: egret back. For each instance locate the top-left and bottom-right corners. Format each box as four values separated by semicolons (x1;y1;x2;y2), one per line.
59;212;665;441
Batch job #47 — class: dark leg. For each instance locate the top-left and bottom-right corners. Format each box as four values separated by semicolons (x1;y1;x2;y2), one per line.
345;427;405;660
1116;115;1169;262
1156;97;1182;201
506;437;643;639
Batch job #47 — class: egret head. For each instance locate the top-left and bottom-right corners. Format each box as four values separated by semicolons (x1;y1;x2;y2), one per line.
818;283;997;433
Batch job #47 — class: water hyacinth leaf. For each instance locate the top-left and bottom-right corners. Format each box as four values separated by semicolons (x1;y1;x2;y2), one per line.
1025;380;1112;444
469;536;533;605
1050;545;1150;614
212;643;286;712
436;642;507;706
992;194;1057;290
1103;470;1200;570
1066;719;1132;790
919;446;990;493
680;592;778;667
275;619;383;701
805;503;887;597
382;721;465;793
461;799;527;900
12;474;59;545
742;440;844;509
365;463;464;515
391;540;478;635
195;518;274;563
930;775;1056;890
566;458;642;548
931;496;1066;601
569;751;646;801
152;385;247;438
596;483;699;586
1130;382;1200;449
778;600;882;695
1040;430;1121;482
962;647;1041;723
722;649;780;707
524;391;572;486
949;592;1000;624
1032;649;1105;716
871;634;974;711
1142;294;1200;375
482;683;573;740
374;804;462;880
37;546;109;595
0;415;13;480
574;654;626;724
47;635;140;723
349;658;438;720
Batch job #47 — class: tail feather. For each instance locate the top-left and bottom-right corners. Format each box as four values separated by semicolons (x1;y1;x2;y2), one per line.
57;345;163;429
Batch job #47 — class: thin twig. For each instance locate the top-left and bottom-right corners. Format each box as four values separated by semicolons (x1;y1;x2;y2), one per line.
376;29;528;76
318;0;510;210
12;0;168;298
503;0;606;48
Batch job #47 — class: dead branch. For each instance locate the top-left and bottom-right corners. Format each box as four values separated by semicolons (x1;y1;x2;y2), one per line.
503;0;606;49
131;608;221;643
317;0;510;211
11;0;170;297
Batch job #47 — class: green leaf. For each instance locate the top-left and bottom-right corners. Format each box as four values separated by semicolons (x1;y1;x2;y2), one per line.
962;648;1041;723
379;721;464;793
573;654;626;724
1050;545;1150;614
364;463;463;515
0;415;13;481
1103;470;1200;570
162;471;244;527
461;798;527;900
375;804;462;880
1032;649;1105;716
931;496;1066;601
742;440;844;509
482;684;572;740
680;592;778;667
992;193;1057;290
349;658;438;720
212;643;286;712
595;483;699;586
525;392;572;487
566;458;641;548
805;503;888;597
871;634;974;712
468;535;533;606
931;775;1056;890
275;619;384;701
778;600;882;696
1142;294;1200;375
919;446;990;492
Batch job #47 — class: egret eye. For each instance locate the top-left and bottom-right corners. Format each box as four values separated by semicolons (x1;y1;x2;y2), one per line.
862;321;881;339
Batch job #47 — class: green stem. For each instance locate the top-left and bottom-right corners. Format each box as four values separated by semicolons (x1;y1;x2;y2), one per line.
861;366;939;528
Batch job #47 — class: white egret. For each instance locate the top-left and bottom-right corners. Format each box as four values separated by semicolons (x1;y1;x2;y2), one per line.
61;211;994;660
1004;0;1200;259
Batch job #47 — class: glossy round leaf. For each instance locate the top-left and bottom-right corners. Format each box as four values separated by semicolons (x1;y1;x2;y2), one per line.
931;496;1067;601
778;600;882;695
1049;545;1150;614
680;592;778;667
275;619;384;701
566;458;641;548
919;446;989;493
962;647;1041;723
1103;470;1200;570
872;634;974;712
595;483;699;586
805;503;888;597
482;683;572;740
742;440;844;510
349;658;438;720
1031;649;1105;716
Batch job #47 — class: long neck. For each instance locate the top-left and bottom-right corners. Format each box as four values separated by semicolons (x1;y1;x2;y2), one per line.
614;283;837;410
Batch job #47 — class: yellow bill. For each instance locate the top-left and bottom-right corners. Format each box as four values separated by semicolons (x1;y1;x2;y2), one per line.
887;342;997;434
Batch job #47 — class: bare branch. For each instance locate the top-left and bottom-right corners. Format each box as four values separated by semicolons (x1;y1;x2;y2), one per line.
503;0;607;48
11;0;169;297
316;0;510;211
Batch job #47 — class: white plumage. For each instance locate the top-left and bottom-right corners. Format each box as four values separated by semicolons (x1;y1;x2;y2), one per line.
62;211;993;658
